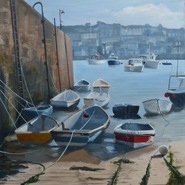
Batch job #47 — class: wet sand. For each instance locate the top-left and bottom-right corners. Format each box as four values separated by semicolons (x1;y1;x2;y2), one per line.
1;140;185;185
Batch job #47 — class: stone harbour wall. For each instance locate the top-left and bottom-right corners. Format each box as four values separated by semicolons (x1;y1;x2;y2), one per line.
0;0;74;140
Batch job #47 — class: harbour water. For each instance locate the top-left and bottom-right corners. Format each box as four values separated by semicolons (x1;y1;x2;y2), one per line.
3;59;185;164
72;59;185;160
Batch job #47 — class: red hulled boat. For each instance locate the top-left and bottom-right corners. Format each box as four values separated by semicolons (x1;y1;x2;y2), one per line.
114;122;155;149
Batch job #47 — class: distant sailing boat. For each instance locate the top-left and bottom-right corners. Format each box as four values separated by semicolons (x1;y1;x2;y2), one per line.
164;40;185;107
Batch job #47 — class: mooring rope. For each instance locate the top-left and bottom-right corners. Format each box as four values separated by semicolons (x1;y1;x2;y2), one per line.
18;130;76;185
156;98;171;136
0;127;15;148
0;80;31;107
46;131;75;169
45;107;98;170
0;90;27;126
0;92;17;129
0;148;41;155
80;109;96;130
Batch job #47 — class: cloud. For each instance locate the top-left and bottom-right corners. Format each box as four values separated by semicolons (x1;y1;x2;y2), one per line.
25;0;184;28
113;3;184;28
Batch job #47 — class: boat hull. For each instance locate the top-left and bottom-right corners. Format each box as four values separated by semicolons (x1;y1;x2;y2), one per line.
84;92;110;107
108;60;120;65
143;99;172;115
143;60;159;69
114;133;154;148
73;79;91;92
51;105;110;147
51;99;80;109
124;65;144;72
88;59;105;65
15;115;58;144
113;103;140;119
114;122;155;149
92;79;110;92
51;130;103;147
162;62;172;65
20;105;53;122
164;75;185;107
16;132;53;144
50;90;80;110
166;92;185;107
73;85;91;92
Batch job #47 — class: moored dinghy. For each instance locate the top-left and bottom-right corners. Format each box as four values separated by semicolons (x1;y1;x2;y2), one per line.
112;103;140;119
20;104;53;122
164;75;185;108
92;79;110;92
50;89;80;110
114;122;155;149
51;105;110;147
84;92;110;108
73;79;91;92
143;98;172;116
15;115;58;144
164;42;185;108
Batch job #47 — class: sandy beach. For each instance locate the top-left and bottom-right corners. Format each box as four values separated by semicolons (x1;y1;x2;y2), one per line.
1;140;185;185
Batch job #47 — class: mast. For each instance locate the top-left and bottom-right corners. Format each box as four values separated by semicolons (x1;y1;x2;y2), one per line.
176;39;180;76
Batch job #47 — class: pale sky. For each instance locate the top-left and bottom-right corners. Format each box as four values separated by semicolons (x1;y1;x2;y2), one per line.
25;0;185;29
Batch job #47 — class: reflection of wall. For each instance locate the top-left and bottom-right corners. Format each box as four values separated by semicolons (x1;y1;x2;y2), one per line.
0;0;73;139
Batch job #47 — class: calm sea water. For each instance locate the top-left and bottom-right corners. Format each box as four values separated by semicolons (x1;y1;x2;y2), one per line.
72;59;185;160
4;59;185;163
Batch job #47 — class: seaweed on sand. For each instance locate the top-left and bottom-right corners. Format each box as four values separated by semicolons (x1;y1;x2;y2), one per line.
140;159;151;185
0;155;28;180
164;148;185;185
20;162;45;185
109;158;134;185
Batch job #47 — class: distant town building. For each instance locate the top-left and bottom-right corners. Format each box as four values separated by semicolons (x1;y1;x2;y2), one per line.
63;21;185;60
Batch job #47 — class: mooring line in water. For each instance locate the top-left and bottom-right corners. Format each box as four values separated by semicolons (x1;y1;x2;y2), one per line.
156;99;171;137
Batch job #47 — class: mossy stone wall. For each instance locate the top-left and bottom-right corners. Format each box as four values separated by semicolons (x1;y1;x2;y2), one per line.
0;0;74;141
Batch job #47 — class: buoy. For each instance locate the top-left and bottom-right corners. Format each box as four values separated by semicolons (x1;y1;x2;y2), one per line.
158;145;168;156
164;92;169;97
83;113;89;118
